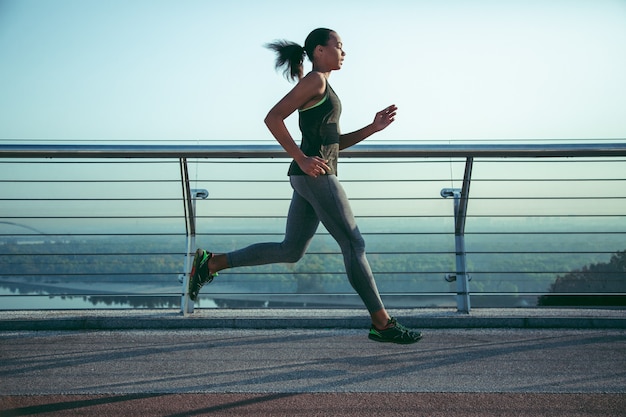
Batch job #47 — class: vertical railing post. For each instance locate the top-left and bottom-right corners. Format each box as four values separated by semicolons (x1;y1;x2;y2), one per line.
179;158;208;315
441;157;473;313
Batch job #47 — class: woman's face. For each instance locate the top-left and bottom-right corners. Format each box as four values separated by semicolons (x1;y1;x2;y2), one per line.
317;32;346;71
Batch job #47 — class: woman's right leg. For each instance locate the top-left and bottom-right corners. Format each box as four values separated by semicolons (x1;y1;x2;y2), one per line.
208;190;320;274
289;174;386;315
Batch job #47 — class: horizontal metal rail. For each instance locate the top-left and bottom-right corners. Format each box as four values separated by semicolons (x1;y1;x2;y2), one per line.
1;142;626;159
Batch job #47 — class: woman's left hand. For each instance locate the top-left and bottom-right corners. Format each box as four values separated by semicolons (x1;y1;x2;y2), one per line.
372;104;398;132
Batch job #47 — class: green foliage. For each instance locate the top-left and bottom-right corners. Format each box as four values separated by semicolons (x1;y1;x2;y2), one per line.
1;233;624;308
539;250;626;306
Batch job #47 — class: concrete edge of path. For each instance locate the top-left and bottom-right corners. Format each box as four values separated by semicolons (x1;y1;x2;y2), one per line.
1;308;624;331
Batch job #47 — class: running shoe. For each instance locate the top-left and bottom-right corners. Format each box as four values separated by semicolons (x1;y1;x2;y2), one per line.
188;249;217;302
368;317;422;344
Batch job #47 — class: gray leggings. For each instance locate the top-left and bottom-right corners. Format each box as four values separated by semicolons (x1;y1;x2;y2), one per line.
226;174;385;314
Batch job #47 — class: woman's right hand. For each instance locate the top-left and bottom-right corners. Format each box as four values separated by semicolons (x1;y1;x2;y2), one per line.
297;156;331;178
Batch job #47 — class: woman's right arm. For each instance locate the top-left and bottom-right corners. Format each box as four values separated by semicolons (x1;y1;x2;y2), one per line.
264;72;331;176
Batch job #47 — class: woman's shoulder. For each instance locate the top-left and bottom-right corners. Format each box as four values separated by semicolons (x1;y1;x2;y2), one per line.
300;71;326;92
303;70;326;81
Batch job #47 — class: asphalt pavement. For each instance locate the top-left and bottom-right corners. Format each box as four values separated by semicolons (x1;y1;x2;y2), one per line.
1;314;625;416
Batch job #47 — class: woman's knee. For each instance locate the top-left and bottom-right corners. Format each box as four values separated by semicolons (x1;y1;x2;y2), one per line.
338;235;366;255
354;235;366;251
281;241;308;263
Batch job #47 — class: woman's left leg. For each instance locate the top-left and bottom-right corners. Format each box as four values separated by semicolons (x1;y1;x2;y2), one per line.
208;190;320;274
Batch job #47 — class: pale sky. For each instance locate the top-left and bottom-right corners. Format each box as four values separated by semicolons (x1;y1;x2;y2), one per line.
1;0;625;143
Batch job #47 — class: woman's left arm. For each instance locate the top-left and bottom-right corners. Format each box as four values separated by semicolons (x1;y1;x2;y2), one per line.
339;104;397;150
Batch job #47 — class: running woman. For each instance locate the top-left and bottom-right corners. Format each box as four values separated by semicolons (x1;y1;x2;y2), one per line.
189;28;422;344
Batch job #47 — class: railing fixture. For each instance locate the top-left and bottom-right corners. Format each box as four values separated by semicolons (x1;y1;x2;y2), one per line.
1;141;625;314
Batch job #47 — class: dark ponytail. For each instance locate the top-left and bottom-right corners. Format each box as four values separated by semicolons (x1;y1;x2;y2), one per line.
265;40;306;81
266;28;334;82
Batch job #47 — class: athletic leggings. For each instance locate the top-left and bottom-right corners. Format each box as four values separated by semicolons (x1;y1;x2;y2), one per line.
226;174;385;314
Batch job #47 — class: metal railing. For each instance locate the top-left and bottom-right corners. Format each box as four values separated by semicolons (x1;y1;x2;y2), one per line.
1;141;625;313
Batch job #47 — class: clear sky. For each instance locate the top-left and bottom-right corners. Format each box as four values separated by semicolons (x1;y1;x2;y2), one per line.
1;0;625;143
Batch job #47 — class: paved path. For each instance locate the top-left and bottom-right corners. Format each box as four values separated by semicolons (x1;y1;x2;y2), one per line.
1;328;625;416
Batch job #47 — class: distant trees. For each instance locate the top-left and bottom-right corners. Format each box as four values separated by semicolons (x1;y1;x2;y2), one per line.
3;236;625;308
539;250;626;306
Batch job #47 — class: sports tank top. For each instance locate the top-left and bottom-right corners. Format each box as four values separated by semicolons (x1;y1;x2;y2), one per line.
288;82;341;176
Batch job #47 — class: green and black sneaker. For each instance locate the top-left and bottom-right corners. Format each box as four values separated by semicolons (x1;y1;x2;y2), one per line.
188;249;217;302
368;317;422;344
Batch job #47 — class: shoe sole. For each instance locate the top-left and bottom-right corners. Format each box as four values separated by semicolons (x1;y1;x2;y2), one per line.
368;333;423;344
